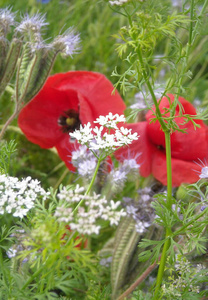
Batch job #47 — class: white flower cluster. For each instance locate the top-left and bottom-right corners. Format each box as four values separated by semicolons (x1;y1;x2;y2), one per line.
55;185;126;235
71;145;97;180
162;256;205;296
108;158;140;192
94;113;125;129
69;113;139;154
109;0;144;6
0;174;49;218
109;0;130;6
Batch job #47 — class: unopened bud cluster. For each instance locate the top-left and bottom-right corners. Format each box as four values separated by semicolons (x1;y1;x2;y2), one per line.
0;7;80;103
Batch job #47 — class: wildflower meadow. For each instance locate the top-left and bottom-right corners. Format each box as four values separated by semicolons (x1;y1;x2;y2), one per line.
1;0;208;299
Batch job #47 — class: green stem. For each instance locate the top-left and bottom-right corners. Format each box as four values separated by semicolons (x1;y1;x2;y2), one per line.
192;0;208;44
188;0;194;47
153;131;172;299
136;47;168;132
72;158;102;214
21;266;45;291
164;131;172;209
85;158;102;195
176;0;204;96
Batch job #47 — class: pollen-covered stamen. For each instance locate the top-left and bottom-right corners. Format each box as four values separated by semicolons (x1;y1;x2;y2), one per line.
58;109;81;133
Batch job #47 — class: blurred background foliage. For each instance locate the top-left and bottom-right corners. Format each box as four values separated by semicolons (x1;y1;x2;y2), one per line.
1;0;208;189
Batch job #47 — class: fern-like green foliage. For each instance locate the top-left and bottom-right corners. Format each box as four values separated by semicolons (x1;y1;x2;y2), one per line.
0;140;17;174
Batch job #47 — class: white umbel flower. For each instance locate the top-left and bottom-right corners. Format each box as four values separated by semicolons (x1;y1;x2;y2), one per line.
55;185;126;235
109;0;130;6
69;113;139;155
0;174;48;218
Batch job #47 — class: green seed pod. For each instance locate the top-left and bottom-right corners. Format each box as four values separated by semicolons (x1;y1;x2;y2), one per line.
0;37;8;77
0;38;22;96
16;43;33;99
17;46;57;104
176;184;190;202
111;217;141;299
111;216;164;299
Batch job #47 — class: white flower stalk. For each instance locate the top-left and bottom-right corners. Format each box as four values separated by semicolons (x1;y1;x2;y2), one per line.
69;113;139;157
55;185;126;235
0;174;49;218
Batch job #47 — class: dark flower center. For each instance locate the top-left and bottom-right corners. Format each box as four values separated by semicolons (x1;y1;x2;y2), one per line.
58;109;81;133
157;144;165;151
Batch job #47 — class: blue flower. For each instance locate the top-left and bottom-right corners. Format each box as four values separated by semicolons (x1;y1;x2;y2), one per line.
37;0;51;4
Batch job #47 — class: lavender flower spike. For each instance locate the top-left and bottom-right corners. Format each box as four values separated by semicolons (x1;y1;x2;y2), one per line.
15;12;49;34
0;7;16;35
53;27;81;57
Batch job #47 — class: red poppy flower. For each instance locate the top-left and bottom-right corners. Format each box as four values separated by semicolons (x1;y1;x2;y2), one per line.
18;71;126;169
62;225;88;251
115;94;208;186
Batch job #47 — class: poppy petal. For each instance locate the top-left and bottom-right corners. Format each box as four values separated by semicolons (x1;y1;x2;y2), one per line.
152;149;201;186
18;87;79;148
46;71;126;118
55;135;76;171
146;94;208;160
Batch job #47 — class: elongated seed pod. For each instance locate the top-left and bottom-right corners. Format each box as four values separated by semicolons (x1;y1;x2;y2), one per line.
111;219;164;299
0;37;8;78
16;43;33;100
0;38;22;96
111;217;141;299
17;48;56;104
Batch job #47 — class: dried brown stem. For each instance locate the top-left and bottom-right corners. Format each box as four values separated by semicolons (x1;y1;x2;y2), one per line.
116;258;160;300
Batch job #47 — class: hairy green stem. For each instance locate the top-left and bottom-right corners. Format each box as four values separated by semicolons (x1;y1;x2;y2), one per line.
153;131;172;299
